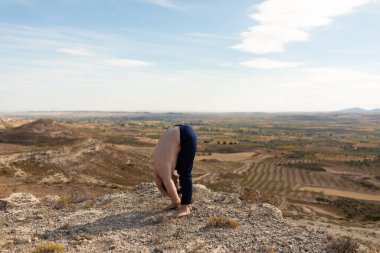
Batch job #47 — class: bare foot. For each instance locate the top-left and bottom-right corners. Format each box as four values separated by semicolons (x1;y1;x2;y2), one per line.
175;205;191;218
162;202;180;211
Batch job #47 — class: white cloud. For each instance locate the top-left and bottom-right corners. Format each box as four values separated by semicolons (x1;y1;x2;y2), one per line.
240;58;301;69
57;47;93;57
296;67;380;88
102;58;154;68
233;0;377;54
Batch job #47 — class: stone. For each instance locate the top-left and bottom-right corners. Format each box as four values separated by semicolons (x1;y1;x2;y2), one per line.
0;200;7;211
250;203;284;221
302;207;314;214
13;236;31;245
357;243;371;253
193;184;208;192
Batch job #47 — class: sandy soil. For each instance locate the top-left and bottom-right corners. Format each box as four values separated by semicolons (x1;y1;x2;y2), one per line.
0;144;46;155
289;218;380;247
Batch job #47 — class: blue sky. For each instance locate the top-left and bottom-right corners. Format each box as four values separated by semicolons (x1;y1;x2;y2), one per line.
0;0;379;112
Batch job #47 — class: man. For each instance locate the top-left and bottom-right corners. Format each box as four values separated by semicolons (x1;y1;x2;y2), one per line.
153;124;197;217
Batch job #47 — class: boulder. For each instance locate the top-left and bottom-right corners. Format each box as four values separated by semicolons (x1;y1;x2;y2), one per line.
4;193;39;207
250;203;283;221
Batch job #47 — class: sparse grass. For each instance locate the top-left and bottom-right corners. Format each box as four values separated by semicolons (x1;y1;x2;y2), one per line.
54;187;100;209
325;235;359;253
208;215;239;229
30;242;64;253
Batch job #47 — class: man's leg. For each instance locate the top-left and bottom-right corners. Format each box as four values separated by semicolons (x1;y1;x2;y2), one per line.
176;125;197;217
177;170;192;217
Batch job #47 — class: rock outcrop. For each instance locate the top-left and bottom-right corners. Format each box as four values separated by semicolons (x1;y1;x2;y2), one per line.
0;183;374;252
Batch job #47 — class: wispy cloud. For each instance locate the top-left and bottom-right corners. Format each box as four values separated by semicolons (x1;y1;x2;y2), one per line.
57;47;93;57
239;58;301;69
136;0;177;9
102;58;154;68
233;0;377;54
186;32;236;41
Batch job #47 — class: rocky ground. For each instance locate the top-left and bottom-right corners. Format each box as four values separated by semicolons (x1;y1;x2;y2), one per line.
0;183;377;253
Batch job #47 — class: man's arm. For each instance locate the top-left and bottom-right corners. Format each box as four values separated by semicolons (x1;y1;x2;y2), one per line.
172;171;179;191
162;176;181;205
155;173;168;196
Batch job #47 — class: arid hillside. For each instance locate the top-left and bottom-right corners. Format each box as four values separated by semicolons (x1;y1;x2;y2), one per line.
0;119;153;198
1;183;377;253
0;119;84;146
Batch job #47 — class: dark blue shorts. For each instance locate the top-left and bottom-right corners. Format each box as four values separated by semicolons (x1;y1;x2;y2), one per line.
175;124;197;205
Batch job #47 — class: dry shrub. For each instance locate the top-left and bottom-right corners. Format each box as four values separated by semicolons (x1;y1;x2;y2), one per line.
325;235;359;253
31;242;64;253
53;195;69;210
54;187;98;209
208;215;239;229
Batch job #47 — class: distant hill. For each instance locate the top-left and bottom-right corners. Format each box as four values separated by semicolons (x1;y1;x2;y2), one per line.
0;118;84;145
334;107;380;114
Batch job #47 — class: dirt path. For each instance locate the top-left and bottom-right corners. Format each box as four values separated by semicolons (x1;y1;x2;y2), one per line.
195;151;258;161
300;187;380;202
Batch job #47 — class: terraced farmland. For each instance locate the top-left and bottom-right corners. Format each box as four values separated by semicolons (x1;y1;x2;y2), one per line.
194;154;380;203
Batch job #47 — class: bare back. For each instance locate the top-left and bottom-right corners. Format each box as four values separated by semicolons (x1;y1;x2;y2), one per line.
153;127;180;177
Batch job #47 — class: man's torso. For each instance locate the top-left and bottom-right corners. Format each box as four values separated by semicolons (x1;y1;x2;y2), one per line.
153;126;180;176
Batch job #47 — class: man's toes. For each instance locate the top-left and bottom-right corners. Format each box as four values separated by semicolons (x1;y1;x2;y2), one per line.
162;203;179;211
176;209;190;218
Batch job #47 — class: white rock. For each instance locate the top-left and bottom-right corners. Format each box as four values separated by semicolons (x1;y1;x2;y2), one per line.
250;203;283;221
302;207;314;214
193;184;208;192
4;193;39;206
356;243;371;253
40;195;60;203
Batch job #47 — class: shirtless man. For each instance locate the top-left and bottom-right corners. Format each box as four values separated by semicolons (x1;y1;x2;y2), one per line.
153;124;197;218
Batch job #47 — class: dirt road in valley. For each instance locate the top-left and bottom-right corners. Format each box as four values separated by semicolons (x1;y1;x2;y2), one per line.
300;187;380;202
